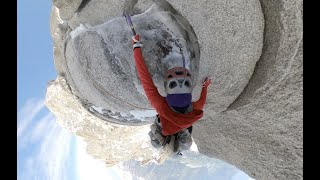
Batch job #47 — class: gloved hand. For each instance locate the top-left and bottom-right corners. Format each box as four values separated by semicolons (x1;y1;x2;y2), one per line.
132;34;143;49
202;76;212;87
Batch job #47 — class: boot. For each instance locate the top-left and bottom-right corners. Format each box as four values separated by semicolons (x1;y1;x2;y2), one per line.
148;115;171;148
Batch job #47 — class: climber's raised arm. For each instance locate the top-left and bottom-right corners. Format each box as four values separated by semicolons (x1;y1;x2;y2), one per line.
132;34;164;110
193;77;212;110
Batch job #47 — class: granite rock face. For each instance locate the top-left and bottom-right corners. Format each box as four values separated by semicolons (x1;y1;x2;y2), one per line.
191;0;303;179
49;0;263;114
46;0;302;179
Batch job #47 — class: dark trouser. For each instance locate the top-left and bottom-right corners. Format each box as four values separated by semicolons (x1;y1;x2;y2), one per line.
149;115;193;151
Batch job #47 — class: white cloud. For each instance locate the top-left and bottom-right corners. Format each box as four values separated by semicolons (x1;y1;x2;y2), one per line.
75;138;133;180
17;98;45;140
35;116;72;180
29;112;55;143
17;97;74;180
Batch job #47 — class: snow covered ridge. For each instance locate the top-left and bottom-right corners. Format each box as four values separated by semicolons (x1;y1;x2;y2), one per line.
89;105;157;125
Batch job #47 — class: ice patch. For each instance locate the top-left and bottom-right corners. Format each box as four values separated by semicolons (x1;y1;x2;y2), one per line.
189;139;199;152
89;105;156;122
91;105;104;114
130;110;157;120
70;24;87;39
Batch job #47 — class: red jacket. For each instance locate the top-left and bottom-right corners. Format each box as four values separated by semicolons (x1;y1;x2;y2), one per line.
133;48;208;136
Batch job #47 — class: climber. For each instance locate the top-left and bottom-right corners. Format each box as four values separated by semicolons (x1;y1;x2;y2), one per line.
131;34;212;152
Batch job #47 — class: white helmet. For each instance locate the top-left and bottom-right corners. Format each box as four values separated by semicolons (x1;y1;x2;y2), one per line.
165;67;193;94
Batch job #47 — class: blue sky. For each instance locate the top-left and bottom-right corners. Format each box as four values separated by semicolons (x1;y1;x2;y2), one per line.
17;0;121;179
17;0;56;110
17;0;79;179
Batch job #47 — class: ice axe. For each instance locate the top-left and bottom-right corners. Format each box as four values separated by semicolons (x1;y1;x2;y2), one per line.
123;0;138;36
123;13;136;36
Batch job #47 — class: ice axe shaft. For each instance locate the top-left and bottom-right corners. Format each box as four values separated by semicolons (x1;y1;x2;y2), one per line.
123;13;136;36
